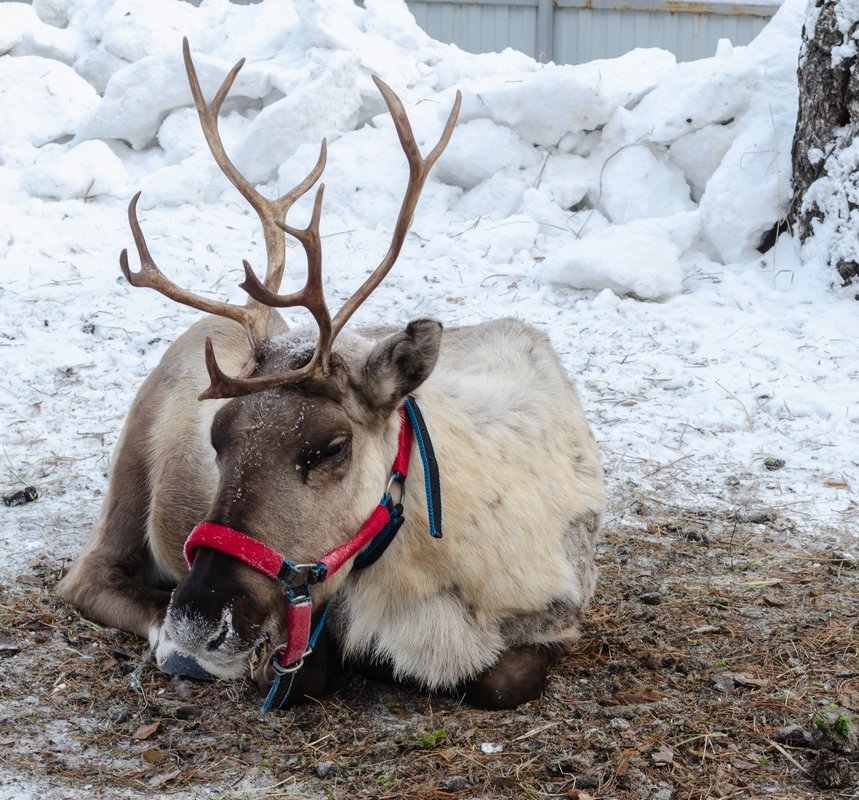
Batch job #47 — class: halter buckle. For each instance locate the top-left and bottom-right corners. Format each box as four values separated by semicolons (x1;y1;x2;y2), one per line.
277;560;327;589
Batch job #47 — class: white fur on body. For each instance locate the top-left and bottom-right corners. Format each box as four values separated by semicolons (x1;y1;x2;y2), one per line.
330;319;604;689
60;316;603;689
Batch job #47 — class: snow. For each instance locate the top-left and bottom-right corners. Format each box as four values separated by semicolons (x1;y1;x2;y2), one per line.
0;0;856;754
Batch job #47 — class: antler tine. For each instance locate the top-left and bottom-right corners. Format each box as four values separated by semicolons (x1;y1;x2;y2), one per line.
202;184;336;399
242;185;333;348
120;192;253;332
182;37;328;306
198;335;323;400
330;79;461;338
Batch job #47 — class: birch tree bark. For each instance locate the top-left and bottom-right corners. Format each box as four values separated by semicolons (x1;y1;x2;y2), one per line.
791;0;859;284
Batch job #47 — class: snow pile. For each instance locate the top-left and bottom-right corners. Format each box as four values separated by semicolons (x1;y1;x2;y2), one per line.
1;0;803;300
0;0;856;608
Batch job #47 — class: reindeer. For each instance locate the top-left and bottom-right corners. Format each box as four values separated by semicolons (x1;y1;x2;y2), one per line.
58;39;605;711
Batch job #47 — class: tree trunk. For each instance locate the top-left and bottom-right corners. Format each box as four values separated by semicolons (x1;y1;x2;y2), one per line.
790;0;859;284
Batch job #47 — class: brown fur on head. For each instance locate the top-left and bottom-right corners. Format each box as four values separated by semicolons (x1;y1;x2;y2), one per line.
160;320;442;679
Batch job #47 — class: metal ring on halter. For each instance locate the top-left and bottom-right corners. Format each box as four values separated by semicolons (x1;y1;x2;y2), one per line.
270;646;313;676
384;472;405;505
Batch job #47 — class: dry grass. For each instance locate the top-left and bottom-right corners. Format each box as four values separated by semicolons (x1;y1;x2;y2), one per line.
1;507;857;799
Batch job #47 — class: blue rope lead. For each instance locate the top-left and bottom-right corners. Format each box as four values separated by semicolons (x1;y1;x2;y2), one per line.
404;396;443;538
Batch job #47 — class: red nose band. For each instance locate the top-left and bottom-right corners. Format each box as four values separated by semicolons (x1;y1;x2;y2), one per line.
184;522;284;578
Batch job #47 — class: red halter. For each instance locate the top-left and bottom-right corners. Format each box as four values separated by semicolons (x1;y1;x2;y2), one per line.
183;405;414;672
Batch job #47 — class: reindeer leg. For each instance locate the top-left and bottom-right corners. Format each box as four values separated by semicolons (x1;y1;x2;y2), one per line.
57;413;172;643
58;544;170;639
460;645;552;710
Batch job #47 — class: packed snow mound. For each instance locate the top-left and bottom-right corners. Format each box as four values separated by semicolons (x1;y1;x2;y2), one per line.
0;1;75;61
21;140;129;200
542;211;700;298
0;0;804;299
435;119;541;190
0;56;97;153
588;144;695;224
458;48;677;146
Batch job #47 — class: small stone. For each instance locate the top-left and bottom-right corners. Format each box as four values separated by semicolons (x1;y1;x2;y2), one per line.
711;673;736;693
576;771;601;789
774;723;811;748
674;655;707;676
314;760;337;779
618;765;652;798
546;751;594;777
650;783;674;800
2;486;38;507
106;706;128;723
683;528;710;544
439;775;470;791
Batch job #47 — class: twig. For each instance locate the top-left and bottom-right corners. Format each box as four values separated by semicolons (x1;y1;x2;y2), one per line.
715;380;754;431
765;738;810;775
512;720;565;741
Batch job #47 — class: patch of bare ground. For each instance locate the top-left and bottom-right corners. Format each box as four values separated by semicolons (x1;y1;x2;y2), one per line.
1;508;857;799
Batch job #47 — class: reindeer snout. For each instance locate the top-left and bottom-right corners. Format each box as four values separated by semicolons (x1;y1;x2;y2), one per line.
164;598;235;653
205;616;230;651
158;546;277;678
160;599;251;679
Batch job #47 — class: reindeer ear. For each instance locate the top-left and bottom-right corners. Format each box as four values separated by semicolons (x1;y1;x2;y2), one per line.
362;319;442;411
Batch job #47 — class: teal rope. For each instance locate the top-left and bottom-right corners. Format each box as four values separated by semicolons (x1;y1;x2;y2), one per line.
404;397;443;538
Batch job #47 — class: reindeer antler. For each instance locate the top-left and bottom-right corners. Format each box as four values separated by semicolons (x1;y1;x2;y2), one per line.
229;78;460;398
121;38;460;401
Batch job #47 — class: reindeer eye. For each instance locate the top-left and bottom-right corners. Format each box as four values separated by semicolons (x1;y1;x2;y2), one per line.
302;437;350;474
322;440;347;459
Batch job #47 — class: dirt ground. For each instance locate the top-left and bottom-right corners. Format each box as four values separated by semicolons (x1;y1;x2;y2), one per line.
1;503;857;800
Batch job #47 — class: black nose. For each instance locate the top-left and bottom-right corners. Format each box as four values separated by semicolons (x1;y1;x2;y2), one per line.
167;545;269;655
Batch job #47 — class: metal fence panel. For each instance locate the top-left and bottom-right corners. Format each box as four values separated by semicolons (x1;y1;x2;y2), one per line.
406;0;780;63
554;5;772;63
409;1;540;59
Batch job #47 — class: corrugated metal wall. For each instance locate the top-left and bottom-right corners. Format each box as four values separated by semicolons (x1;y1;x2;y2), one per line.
408;0;780;63
411;1;540;58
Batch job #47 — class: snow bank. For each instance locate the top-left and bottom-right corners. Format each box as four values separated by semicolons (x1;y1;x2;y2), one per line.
0;56;97;152
0;0;807;299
